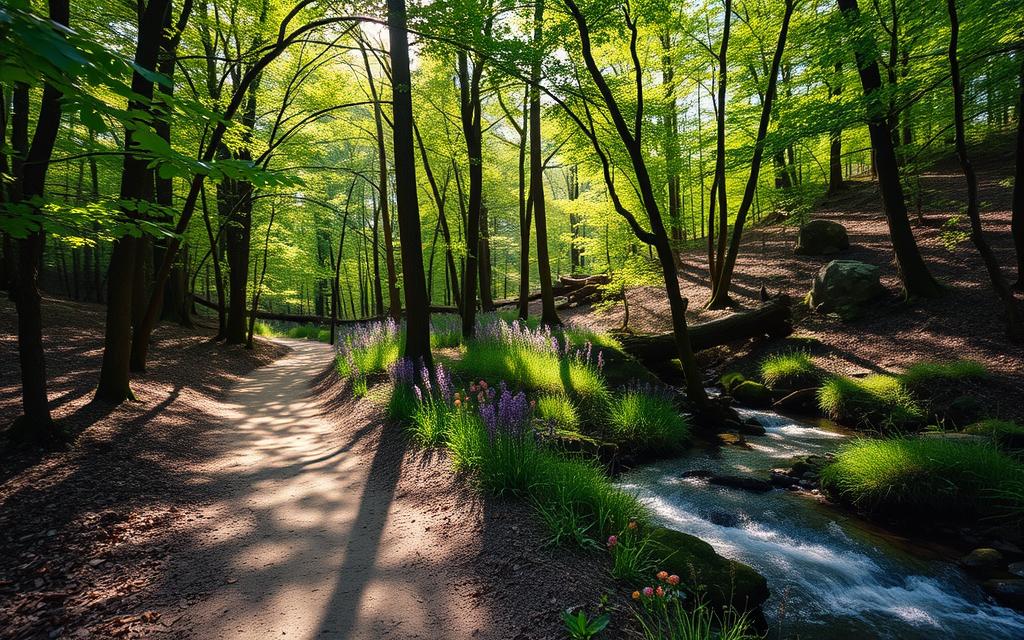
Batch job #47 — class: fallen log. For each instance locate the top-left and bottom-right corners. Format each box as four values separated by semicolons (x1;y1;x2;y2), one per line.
614;296;792;360
192;296;460;326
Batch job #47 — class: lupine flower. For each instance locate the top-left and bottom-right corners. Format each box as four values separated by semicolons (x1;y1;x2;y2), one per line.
607;535;618;548
657;571;668;582
642;587;654;598
413;385;423;403
667;575;680;586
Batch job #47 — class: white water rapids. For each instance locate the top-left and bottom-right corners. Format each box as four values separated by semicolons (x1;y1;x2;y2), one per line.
617;409;1024;639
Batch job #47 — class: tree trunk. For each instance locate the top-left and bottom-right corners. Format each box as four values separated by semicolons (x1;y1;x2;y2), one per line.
531;0;560;327
387;0;432;367
837;0;942;299
459;49;485;337
1013;56;1024;290
479;197;494;311
97;0;170;403
946;0;1023;340
828;63;847;196
9;0;68;438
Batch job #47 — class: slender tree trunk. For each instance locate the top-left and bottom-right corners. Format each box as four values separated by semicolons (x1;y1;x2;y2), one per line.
96;0;170;403
359;34;401;319
1012;56;1024;290
947;0;1023;340
458;49;485;337
837;0;942;299
661;31;683;249
387;0;432;366
828;63;847;196
708;0;794;309
415;123;461;312
479;197;494;311
9;0;68;438
531;0;560;326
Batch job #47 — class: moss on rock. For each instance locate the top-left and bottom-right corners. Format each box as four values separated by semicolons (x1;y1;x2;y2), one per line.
731;380;773;408
647;526;769;613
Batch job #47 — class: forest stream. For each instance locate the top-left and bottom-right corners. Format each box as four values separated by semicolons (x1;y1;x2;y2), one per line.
617;409;1024;640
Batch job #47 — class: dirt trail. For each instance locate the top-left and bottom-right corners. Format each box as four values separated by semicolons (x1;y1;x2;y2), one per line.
166;338;481;639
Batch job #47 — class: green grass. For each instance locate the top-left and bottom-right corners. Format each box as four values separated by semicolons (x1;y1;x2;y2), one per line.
286;323;330;342
965;419;1024;450
634;598;758;640
535;393;582;433
608;388;690;456
817;374;923;430
453;341;609;404
900;359;988;393
253;321;278;337
820;437;1024;519
759;351;819;388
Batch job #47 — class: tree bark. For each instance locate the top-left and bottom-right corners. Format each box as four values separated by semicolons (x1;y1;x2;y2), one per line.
387;0;432;367
458;49;486;337
827;62;847;196
946;0;1023;340
8;0;69;438
1013;56;1024;290
96;0;170;403
531;0;560;327
837;0;942;299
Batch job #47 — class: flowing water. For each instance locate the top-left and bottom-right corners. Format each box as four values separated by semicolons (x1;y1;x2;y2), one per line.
617;409;1024;639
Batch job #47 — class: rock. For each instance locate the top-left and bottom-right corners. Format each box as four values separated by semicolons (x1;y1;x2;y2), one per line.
682;469;714;479
773;387;819;413
1009;562;1024;578
770;470;798;488
709;474;773;493
720;372;746;393
982;579;1024;609
647;527;769;612
738;421;767;436
716;432;748;447
960;548;1004;572
794;219;850;256
789;455;828;477
920;432;990;445
731;381;773;408
806;260;885;319
705;509;741;528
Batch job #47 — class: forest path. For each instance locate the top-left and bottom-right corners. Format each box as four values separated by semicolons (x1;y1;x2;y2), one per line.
167;338;480;639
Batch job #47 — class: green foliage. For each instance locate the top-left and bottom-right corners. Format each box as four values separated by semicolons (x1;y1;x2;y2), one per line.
900;359;989;393
719;372;746;393
820;438;1024;520
536;393;582;433
454;342;608;404
285;323;330;342
634;597;757;640
562;609;610;640
964;419;1024;450
817;374;923;430
253;321;278;337
608;389;690;456
759;351;819;388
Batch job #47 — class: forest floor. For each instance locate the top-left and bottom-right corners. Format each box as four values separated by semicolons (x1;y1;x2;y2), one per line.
0;301;627;639
563;145;1024;421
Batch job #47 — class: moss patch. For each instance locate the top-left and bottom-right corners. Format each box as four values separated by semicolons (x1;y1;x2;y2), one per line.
817;374;923;431
965;419;1024;450
647;527;769;612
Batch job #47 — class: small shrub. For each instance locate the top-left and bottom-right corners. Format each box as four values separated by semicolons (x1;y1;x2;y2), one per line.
535;393;581;433
253;321;278;337
817;374;923;431
900;359;988;393
608;385;690;456
759;351;819;388
820;437;1024;520
561;609;610;640
965;419;1024;450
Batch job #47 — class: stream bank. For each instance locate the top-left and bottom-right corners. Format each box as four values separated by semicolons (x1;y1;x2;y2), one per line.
618;408;1024;639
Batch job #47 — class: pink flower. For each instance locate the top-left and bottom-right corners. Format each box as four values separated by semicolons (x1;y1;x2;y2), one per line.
470;383;478;393
480;380;488;390
656;586;665;598
607;535;618;548
667;575;680;586
642;587;654;597
657;571;668;582
478;392;485;403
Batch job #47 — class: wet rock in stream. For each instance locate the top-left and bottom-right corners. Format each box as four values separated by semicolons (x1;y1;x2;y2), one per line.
708;474;773;493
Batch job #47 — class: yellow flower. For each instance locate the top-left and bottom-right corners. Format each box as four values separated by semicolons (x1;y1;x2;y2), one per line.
631;591;640;601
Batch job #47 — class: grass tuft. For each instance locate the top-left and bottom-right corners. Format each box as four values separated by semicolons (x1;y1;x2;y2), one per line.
817;374;923;430
900;359;988;393
608;387;690;456
759;351;819;388
820;437;1024;519
535;393;582;433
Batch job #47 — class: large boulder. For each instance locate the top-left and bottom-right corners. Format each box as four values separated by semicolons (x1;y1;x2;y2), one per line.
647;526;769;613
731;380;773;408
806;260;885;318
794;219;850;255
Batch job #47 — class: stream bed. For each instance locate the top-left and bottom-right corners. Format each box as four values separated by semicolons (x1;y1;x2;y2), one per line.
616;409;1024;639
